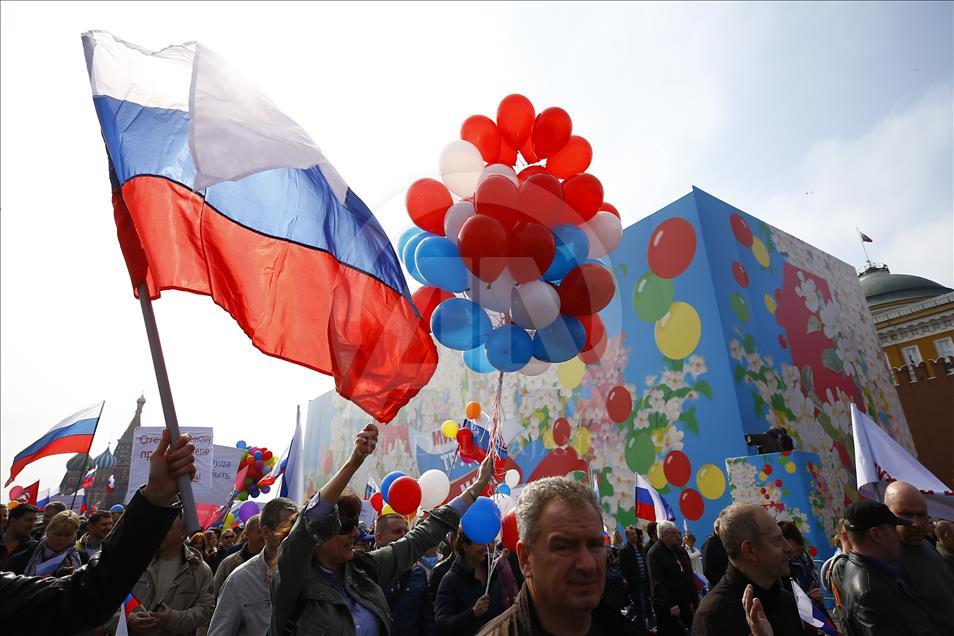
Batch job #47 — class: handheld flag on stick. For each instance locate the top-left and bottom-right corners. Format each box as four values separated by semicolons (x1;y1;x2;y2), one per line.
115;592;142;636
106;474;115;493
365;475;379;500
80;467;98;489
81;31;437;424
792;580;839;635
6;402;104;486
635;474;676;523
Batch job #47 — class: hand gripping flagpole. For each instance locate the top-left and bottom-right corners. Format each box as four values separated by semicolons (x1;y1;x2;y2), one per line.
137;284;200;533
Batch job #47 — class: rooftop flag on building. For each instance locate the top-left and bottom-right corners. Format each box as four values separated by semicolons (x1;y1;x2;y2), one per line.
81;31;437;423
635;474;675;523
6;402;104;486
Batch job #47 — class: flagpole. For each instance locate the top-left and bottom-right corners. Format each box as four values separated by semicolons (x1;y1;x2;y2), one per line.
71;401;104;513
856;228;872;266
137;284;200;533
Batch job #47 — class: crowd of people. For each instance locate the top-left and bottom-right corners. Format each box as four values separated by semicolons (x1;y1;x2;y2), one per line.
2;424;953;635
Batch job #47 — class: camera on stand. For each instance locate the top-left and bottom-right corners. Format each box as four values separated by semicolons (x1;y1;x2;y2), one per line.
744;427;795;454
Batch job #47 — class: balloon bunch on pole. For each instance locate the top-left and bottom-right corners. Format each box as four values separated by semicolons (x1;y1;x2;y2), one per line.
233;440;277;501
401;94;623;374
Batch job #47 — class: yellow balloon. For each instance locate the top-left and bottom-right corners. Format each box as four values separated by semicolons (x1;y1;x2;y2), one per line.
649;462;668;490
696;464;726;500
752;237;770;268
381;504;396;516
558;357;586;390
785;461;796;474
763;293;777;314
654;302;702;360
571;426;592;455
441;419;459;439
758;471;768;482
542;428;556;450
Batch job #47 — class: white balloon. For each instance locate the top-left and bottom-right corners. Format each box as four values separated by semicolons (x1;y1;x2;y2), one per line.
518;357;550;376
444;201;476;244
582;211;623;258
467;269;516;313
439;140;484;198
479;163;519;187
492;493;515;515
418;469;451;509
511;281;561;330
504;469;520;488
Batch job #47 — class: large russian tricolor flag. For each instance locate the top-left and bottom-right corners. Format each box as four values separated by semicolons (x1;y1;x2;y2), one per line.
82;32;437;423
635;473;676;523
6;402;103;486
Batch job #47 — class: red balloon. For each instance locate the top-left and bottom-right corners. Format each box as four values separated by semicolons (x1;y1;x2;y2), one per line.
461;115;502;164
406;178;452;235
519;137;539;164
474;174;520;231
412;286;454;329
552;418;571;446
578;330;607;365
456;428;474;452
561;173;603;224
763;464;773;475
458;215;508;282
507;221;555;283
370;491;384;513
557;263;616;315
517;165;550;182
387;476;422;515
496;94;535;149
517;173;564;227
599;202;620;219
663;450;691;487
606;386;632;423
501;509;519;551
9;485;24;500
531;107;572;158
679;488;704;521
730;213;754;247
546;135;592;179
578;314;606;353
497;139;517;167
647;217;696;279
732;262;749;288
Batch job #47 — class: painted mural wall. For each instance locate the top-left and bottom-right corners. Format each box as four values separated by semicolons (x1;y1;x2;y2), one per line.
303;187;912;548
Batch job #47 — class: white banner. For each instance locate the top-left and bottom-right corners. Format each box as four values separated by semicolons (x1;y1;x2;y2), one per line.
851;404;954;520
195;445;243;506
126;427;213;503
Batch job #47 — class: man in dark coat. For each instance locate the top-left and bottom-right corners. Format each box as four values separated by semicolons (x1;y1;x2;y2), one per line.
701;514;728;588
619;525;651;624
648;520;697;635
377;513;436;635
691;502;803;636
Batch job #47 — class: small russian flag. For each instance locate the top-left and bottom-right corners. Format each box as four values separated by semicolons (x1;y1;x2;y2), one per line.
635;474;675;523
792;580;839;635
80;467;97;489
693;571;709;591
116;592;142;636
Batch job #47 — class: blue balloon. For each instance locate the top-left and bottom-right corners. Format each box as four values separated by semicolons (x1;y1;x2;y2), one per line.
496;484;511;496
461;496;502;544
415;236;469;292
381;470;408;503
543;225;590;281
403;232;432;285
463;345;495;373
485;324;533;372
532;316;586;362
431;298;492;351
253;451;264;460
236;440;247;449
397;226;423;258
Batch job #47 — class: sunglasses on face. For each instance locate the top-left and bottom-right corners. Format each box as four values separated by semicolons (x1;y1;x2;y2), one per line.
338;517;360;535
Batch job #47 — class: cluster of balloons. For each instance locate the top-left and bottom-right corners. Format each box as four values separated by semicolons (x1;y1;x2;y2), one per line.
401;94;623;374
234;440;278;501
369;467;452;518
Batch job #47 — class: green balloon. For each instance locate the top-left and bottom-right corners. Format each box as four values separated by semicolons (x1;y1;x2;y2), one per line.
632;272;674;322
625;429;656;474
730;292;750;323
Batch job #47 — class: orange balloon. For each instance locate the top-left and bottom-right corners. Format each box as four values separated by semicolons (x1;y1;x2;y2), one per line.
465;401;481;419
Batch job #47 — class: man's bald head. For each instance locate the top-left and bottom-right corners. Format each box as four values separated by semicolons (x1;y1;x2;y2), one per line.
884;481;929;545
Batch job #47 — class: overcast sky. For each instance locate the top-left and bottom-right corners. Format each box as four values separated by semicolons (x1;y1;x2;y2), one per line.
2;1;951;496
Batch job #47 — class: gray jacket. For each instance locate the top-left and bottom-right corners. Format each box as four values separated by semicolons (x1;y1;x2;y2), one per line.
127;545;215;635
270;501;460;636
208;550;271;636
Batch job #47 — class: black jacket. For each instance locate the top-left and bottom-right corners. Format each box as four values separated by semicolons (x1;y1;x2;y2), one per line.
385;562;436;636
700;533;728;588
839;552;942;636
0;488;180;635
691;563;802;636
618;543;646;605
436;555;506;635
647;541;697;613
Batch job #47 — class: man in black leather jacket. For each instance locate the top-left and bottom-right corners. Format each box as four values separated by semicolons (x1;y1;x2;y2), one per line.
0;430;195;634
839;500;942;636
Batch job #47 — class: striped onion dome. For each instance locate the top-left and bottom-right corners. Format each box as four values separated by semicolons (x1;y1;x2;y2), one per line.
93;446;118;470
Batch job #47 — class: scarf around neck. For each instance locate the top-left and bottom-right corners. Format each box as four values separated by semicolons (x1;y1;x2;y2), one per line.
24;537;83;576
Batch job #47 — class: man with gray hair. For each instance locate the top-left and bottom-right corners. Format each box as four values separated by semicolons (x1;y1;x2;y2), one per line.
477;477;643;635
214;515;264;595
648;519;697;635
208;497;298;636
690;502;801;636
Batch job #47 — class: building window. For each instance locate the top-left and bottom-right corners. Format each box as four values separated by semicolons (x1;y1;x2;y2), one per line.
934;337;954;360
902;345;923;367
